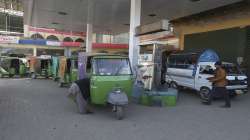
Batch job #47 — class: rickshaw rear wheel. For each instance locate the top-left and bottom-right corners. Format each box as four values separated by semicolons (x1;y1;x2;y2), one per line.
59;82;64;87
31;73;36;79
115;106;125;120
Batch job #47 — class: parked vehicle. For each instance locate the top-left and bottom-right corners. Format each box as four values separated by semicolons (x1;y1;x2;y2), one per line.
58;56;78;87
0;57;26;77
78;53;134;120
0;66;9;78
166;49;248;100
29;55;52;79
52;56;59;81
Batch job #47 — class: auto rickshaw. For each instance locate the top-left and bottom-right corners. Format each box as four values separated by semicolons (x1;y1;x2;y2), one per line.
29;55;52;79
58;56;78;87
0;57;26;77
52;56;60;81
0;57;9;78
0;66;9;78
78;53;134;120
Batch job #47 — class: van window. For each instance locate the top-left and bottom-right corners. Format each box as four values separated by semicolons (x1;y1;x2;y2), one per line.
223;64;242;75
168;54;196;69
199;65;214;75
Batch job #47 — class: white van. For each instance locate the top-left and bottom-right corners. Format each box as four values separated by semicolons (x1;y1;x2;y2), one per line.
165;50;248;99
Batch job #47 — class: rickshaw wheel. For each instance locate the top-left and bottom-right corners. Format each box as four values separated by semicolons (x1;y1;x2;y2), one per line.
116;106;125;120
59;82;64;87
31;73;36;79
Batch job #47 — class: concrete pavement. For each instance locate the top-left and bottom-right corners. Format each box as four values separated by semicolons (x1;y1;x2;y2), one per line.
0;78;250;140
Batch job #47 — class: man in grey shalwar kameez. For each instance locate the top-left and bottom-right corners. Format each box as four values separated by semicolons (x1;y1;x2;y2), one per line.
68;79;92;114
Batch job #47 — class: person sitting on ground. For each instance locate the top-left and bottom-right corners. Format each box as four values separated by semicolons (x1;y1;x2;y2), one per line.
68;78;93;114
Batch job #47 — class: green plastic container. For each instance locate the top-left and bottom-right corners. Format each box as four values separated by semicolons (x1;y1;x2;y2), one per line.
140;94;152;106
162;95;177;107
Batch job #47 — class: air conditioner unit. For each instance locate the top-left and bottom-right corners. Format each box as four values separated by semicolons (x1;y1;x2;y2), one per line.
136;20;170;36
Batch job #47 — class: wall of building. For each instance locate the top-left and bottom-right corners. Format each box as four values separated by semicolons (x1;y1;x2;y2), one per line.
171;2;250;84
184;27;246;63
172;2;250;50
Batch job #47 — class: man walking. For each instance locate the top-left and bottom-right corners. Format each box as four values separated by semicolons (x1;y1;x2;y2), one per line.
205;61;231;108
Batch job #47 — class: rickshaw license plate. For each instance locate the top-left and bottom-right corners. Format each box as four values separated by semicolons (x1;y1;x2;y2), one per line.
235;90;243;95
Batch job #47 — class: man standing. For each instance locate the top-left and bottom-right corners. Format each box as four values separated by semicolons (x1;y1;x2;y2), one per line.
205;61;231;108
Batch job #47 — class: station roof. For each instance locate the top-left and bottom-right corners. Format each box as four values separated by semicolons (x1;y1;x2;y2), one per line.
23;0;243;34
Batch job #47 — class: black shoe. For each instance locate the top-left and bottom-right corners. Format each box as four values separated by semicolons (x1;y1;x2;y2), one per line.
202;102;211;105
220;105;231;108
85;110;94;114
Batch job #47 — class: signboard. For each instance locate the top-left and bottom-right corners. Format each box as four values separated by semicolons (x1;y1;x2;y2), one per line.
0;36;19;44
139;31;174;43
62;42;82;47
46;41;61;46
138;54;153;64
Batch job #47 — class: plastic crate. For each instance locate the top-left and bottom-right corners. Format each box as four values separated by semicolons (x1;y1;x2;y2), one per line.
139;94;152;106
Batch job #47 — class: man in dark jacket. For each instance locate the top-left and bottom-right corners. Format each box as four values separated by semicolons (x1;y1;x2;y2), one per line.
205;61;231;108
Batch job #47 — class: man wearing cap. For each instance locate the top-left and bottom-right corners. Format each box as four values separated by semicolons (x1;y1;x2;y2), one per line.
205;61;231;108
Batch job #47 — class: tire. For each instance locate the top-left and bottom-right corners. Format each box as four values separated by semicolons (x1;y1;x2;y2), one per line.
170;82;178;89
59;82;64;87
116;106;125;120
199;87;211;100
31;73;36;79
53;77;57;81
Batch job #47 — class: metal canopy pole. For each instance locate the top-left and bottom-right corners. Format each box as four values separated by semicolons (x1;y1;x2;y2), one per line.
129;0;141;69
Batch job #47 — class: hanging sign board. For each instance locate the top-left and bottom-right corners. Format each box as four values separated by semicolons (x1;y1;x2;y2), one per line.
46;41;61;46
138;31;174;43
0;36;19;44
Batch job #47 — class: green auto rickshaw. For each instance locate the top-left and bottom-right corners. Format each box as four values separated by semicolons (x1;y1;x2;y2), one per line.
0;57;26;77
30;56;52;79
79;53;134;120
52;56;60;81
58;56;78;87
0;57;9;78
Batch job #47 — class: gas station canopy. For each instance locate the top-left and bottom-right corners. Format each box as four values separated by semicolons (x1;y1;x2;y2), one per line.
23;0;242;34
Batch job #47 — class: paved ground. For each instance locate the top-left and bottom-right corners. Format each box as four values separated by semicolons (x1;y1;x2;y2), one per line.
0;78;250;140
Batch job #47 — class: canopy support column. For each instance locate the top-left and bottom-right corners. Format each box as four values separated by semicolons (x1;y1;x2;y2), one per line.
129;0;141;68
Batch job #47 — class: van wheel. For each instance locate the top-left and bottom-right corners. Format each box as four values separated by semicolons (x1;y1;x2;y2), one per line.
170;82;178;89
199;87;211;100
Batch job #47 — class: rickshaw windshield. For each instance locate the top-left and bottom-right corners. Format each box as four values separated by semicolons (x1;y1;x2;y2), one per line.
93;58;132;76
